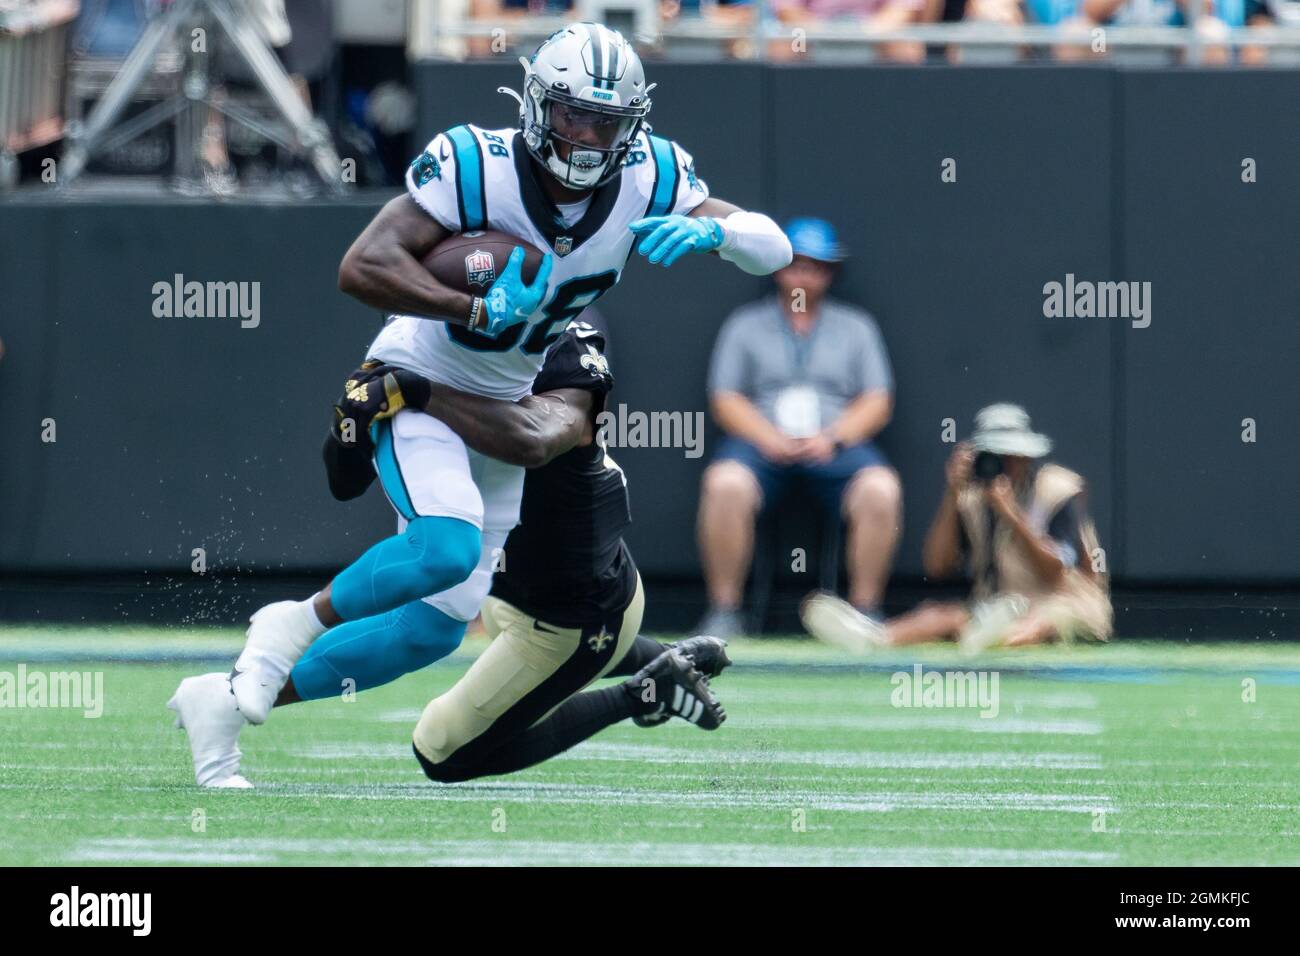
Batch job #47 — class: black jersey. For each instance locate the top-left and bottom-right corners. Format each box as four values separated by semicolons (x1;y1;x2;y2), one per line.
489;323;637;628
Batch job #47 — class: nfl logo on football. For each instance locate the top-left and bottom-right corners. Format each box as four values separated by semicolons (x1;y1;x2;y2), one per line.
464;250;496;287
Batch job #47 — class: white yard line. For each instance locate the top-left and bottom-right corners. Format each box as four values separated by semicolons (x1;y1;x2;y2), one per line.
284;740;1104;771
740;715;1103;735
379;690;1100;724
563;741;1105;771
67;847;272;863
243;779;1117;815
63;836;1120;867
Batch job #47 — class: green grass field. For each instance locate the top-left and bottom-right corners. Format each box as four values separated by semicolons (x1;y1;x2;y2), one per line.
3;627;1299;866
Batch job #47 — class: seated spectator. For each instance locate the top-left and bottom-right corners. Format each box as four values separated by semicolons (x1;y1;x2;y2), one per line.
663;0;757;22
71;0;148;57
466;0;576;58
768;0;941;63
697;218;902;639
1239;0;1277;64
1081;0;1273;64
472;0;575;16
802;404;1112;652
660;0;760;60
963;0;1098;63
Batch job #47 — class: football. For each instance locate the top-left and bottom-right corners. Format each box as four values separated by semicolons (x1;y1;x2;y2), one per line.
421;230;544;296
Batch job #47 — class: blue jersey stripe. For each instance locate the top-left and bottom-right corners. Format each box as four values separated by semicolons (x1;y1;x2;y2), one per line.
373;420;416;521
447;125;486;231
648;136;679;217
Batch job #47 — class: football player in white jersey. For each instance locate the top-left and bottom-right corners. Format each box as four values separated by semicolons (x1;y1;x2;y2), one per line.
168;22;791;788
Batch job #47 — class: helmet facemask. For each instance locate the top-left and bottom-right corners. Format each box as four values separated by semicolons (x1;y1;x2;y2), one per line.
526;79;646;190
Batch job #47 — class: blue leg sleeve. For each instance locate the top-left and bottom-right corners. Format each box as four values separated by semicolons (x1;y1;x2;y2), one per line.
330;515;480;622
289;599;466;701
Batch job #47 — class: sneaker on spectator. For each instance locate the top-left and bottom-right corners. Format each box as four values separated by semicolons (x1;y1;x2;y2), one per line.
800;591;887;653
958;594;1030;656
696;606;745;641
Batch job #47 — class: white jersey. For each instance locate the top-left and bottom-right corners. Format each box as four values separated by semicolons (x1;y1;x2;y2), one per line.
367;124;710;400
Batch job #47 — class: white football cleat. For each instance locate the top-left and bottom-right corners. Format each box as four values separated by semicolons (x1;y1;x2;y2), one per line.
168;673;252;788
959;594;1031;656
207;773;254;790
800;591;888;654
231;600;321;725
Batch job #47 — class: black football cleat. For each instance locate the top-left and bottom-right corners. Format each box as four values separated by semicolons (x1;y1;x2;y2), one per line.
625;650;726;730
667;635;731;680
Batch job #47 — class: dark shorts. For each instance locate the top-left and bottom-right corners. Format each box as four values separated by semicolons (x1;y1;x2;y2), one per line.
713;437;890;515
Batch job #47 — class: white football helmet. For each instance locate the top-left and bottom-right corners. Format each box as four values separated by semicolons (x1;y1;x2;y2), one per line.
501;23;654;191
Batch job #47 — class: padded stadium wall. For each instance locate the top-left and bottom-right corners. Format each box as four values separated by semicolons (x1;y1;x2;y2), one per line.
2;65;1298;591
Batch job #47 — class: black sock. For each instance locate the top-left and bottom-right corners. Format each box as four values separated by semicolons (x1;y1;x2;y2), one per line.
606;635;666;677
429;686;636;782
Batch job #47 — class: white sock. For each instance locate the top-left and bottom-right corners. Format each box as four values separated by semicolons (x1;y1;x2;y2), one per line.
302;596;329;639
235;599;326;678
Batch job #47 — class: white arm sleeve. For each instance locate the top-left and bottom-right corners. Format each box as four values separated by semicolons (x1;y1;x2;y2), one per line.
716;211;793;276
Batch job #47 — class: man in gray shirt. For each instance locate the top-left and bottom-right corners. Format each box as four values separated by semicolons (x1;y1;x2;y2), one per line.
698;217;901;637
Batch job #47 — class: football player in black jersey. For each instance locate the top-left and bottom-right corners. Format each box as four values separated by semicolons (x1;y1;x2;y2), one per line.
314;323;730;783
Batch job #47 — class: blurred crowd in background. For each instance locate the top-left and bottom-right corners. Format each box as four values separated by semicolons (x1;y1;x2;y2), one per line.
458;0;1286;65
2;0;1295;194
51;0;1287;65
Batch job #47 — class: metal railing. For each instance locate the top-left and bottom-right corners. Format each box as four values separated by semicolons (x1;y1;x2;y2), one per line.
409;6;1300;64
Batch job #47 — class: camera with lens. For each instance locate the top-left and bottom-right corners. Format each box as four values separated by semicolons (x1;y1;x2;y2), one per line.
972;450;1004;482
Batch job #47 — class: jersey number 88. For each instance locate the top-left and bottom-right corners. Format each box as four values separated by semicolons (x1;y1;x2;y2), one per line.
448;270;618;354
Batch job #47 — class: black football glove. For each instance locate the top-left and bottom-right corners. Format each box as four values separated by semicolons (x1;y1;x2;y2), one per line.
322;361;433;501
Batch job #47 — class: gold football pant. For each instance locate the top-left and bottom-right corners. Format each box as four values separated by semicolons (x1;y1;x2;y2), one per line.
412;577;646;782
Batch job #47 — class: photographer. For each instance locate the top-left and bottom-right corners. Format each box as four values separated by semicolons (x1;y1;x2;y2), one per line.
802;403;1112;651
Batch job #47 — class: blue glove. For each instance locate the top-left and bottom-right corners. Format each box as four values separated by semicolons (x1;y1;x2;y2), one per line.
629;215;724;267
481;247;553;337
